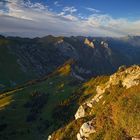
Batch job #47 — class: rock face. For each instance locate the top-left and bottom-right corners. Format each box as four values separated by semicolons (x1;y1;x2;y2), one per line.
107;65;140;89
75;91;103;120
84;38;95;48
75;105;85;120
48;135;52;140
101;41;109;49
77;120;96;140
132;138;140;140
95;65;140;97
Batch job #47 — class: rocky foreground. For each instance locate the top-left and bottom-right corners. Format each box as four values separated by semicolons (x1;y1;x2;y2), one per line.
49;65;140;140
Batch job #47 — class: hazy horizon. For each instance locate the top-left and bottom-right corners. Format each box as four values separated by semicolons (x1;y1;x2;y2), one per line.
1;33;139;39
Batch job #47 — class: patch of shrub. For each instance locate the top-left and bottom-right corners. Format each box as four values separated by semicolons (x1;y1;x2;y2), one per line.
25;91;49;122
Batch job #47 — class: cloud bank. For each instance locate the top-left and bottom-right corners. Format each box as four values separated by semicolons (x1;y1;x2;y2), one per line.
0;0;140;37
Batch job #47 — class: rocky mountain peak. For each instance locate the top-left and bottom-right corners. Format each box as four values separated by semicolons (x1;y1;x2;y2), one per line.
100;41;109;49
55;39;64;45
84;38;95;48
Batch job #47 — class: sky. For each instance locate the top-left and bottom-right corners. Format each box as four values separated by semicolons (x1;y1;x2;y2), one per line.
0;0;140;37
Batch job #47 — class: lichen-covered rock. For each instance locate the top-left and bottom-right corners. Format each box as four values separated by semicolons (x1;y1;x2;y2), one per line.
84;93;103;108
77;120;96;140
86;102;93;108
132;138;140;140
109;65;140;88
48;135;52;140
75;94;103;120
75;105;85;120
96;65;140;95
96;85;106;95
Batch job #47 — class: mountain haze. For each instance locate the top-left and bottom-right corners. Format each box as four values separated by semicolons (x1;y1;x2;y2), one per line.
0;35;140;90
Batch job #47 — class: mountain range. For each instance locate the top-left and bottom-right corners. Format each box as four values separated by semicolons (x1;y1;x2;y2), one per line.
0;35;140;140
0;35;140;90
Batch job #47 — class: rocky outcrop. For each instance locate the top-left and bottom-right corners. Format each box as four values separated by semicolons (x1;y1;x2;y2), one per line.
48;135;52;140
132;138;140;140
75;90;104;120
107;65;140;89
96;65;140;96
84;38;95;48
77;119;96;140
75;105;85;120
101;41;109;49
75;65;140;119
45;65;140;140
74;65;140;140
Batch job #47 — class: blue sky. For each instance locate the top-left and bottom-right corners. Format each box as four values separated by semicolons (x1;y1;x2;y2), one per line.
0;0;140;37
29;0;140;20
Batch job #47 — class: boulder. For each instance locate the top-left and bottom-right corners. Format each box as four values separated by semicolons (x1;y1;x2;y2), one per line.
75;105;85;120
48;135;52;140
132;138;140;140
77;120;96;140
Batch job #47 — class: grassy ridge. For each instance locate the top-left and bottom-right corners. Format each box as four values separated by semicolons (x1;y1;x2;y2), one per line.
50;76;140;140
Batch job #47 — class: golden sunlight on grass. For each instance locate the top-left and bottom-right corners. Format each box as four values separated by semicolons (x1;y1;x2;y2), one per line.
0;88;23;99
82;76;109;95
58;64;71;76
0;95;14;110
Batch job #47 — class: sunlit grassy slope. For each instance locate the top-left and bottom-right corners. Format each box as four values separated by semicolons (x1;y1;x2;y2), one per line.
51;86;140;140
50;70;140;140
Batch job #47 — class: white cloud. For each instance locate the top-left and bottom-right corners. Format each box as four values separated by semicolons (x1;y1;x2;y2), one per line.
86;7;100;13
54;1;62;7
63;6;77;14
0;0;140;37
58;12;65;16
63;14;78;21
